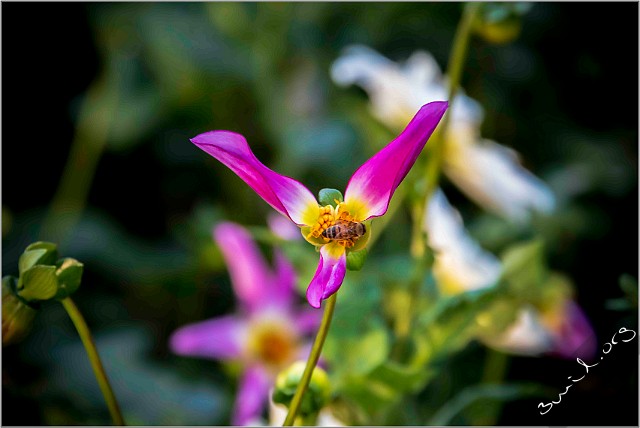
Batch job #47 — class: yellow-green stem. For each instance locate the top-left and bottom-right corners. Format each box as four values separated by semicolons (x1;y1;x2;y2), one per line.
40;75;117;243
61;297;125;425
283;293;337;426
422;2;481;204
399;2;481;361
476;349;509;424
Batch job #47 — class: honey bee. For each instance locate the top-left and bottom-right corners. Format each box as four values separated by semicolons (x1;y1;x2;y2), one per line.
322;220;367;243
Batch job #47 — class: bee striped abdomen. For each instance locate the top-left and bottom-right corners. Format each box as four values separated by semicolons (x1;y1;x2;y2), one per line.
322;221;366;241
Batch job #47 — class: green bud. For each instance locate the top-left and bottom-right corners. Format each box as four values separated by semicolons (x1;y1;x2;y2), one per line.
54;258;84;299
318;189;343;208
472;3;532;44
272;361;331;417
18;241;58;275
18;265;59;302
346;249;368;271
2;276;37;345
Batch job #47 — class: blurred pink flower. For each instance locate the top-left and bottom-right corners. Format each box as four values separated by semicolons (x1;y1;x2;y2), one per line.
169;222;321;425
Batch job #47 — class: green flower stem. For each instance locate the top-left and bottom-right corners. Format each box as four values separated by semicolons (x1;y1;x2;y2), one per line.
40;75;117;244
399;1;481;360
61;297;125;426
390;249;433;361
475;349;509;424
283;293;337;426
422;2;481;203
412;1;481;256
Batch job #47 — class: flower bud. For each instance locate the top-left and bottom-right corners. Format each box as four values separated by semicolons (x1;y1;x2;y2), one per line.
2;276;37;345
472;3;532;45
13;242;84;302
54;258;84;299
18;265;58;301
272;361;331;418
318;188;343;208
18;241;58;276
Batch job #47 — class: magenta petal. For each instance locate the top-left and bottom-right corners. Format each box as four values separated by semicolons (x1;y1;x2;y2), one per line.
213;222;271;312
306;246;347;308
232;365;272;426
169;315;245;360
345;101;448;219
294;308;323;334
191;131;318;225
550;301;597;360
270;249;297;309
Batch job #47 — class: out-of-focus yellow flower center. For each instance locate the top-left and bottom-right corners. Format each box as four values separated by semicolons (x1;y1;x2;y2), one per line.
247;319;297;369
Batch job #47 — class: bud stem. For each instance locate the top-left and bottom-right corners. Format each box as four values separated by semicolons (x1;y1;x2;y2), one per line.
283;293;337;426
61;297;125;425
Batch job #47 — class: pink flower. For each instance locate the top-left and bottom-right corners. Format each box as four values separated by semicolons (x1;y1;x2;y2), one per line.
169;222;321;425
191;102;448;308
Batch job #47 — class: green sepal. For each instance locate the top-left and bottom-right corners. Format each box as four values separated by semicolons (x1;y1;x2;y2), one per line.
18;265;59;301
18;241;59;275
346;249;368;271
318;188;343;208
54;258;84;299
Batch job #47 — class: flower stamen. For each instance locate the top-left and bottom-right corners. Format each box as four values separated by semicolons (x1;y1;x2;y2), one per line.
306;205;336;241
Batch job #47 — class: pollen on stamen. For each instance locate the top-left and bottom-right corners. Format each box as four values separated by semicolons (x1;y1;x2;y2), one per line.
306;205;336;240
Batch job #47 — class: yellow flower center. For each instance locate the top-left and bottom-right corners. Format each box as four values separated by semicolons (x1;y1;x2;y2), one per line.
306;205;337;240
247;319;297;369
302;202;368;249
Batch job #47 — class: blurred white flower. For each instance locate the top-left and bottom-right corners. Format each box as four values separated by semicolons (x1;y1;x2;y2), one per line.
423;190;595;359
267;395;345;427
481;305;554;356
424;188;502;295
482;300;597;359
331;45;555;223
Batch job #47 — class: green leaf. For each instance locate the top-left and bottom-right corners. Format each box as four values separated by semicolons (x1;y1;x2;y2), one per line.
368;360;434;394
429;383;548;426
18;265;59;301
55;258;84;299
343;329;389;376
346;249;367;271
318;188;343;207
340;375;399;417
500;239;547;297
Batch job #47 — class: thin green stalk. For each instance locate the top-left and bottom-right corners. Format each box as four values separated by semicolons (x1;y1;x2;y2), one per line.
476;349;509;424
411;1;480;252
283;293;337;426
40;75;117;243
61;297;125;426
390;249;433;361
398;2;481;361
422;2;481;203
